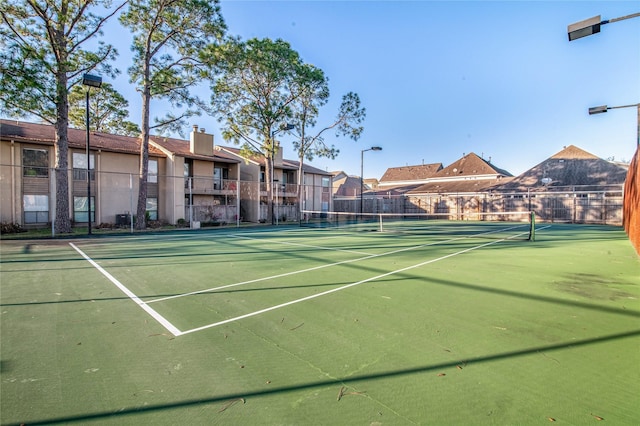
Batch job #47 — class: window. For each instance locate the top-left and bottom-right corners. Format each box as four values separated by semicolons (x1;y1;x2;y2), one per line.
24;195;49;223
321;177;330;211
146;197;158;220
214;166;229;189
23;148;48;177
283;171;295;185
72;152;95;181
184;159;193;189
73;196;95;223
322;177;330;191
148;159;158;183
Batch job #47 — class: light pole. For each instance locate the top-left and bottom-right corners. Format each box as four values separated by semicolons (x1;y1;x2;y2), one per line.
589;103;640;146
360;146;382;214
82;73;102;235
569;11;640;254
270;123;294;225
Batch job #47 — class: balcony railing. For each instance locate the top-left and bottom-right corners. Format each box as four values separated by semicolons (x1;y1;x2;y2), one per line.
185;177;238;193
259;182;299;194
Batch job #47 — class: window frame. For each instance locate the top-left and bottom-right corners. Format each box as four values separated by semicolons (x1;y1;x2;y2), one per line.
22;148;49;178
23;194;49;223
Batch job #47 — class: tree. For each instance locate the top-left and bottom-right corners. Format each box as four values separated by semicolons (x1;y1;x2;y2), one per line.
68;82;140;136
0;0;125;233
120;0;226;229
289;63;366;210
211;38;308;224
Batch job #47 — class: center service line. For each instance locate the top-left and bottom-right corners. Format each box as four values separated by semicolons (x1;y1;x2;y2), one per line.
179;234;523;336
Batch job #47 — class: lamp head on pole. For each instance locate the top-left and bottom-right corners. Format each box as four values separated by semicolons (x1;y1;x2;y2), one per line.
568;15;602;41
589;105;608;115
362;146;383;154
82;73;103;88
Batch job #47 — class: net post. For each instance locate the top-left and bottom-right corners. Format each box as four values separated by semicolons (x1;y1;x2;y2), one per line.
528;211;535;241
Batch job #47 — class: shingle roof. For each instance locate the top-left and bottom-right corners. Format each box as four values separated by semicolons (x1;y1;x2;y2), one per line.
432;152;512;178
219;145;331;175
1;119;166;156
408;177;512;194
332;175;361;196
150;136;239;163
492;145;627;191
282;159;332;175
380;163;442;182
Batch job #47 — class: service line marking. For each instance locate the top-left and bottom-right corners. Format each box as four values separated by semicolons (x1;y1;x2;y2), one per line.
69;242;183;337
146;226;507;305
179;227;534;335
231;233;374;256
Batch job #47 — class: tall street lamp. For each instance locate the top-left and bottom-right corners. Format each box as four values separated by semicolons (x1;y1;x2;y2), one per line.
589;103;640;146
360;146;382;214
270;123;294;225
82;73;102;235
570;11;640;254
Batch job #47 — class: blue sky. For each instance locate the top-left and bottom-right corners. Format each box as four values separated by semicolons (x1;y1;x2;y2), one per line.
111;1;639;178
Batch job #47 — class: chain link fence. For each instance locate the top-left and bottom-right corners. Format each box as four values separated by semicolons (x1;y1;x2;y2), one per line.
334;186;624;226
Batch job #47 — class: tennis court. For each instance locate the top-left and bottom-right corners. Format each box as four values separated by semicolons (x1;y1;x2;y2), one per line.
1;220;639;425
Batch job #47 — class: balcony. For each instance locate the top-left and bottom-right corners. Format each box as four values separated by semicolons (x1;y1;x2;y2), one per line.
259;182;299;196
185;177;238;195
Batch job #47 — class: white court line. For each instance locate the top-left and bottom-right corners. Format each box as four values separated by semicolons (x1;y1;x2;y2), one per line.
69;242;183;337
231;233;374;256
145;226;499;304
179;230;532;335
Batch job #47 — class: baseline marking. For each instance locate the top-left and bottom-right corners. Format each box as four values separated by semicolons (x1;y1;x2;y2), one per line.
179;229;532;335
69;242;182;337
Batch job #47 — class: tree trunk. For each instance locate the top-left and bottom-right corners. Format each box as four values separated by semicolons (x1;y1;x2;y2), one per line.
136;92;150;229
297;158;304;215
135;62;151;230
267;149;274;225
53;34;72;234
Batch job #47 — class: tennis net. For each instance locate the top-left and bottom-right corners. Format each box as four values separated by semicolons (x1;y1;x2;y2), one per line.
300;210;536;241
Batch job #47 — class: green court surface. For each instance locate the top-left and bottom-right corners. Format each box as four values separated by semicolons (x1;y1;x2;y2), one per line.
1;223;639;425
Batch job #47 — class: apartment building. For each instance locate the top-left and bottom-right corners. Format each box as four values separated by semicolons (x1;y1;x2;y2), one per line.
0;120;332;228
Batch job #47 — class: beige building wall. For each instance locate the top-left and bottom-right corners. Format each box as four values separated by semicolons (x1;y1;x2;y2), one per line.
86;149;140;224
164;155;185;224
0;140;19;223
238;162;261;222
0;141;56;226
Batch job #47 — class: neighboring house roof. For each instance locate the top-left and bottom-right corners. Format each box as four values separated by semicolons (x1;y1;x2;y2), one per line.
407;177;513;194
333;175;362;197
0;119;166;157
394;153;512;194
379;163;443;186
492;145;627;191
331;170;349;180
431;152;512;179
150;136;239;164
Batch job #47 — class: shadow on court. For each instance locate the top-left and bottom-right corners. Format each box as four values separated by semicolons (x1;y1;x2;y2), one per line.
12;328;640;425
